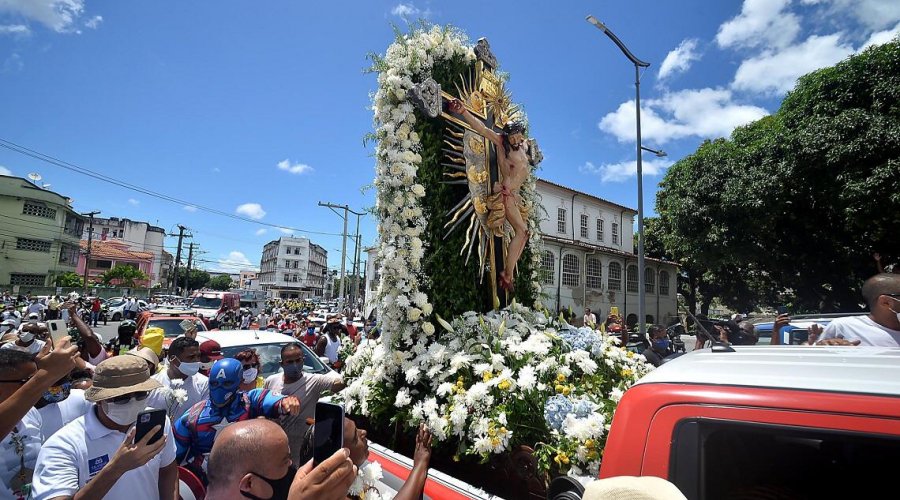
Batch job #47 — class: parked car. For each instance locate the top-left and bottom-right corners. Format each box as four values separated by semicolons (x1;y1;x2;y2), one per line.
752;312;867;344
599;345;900;499
194;330;330;380
107;299;148;321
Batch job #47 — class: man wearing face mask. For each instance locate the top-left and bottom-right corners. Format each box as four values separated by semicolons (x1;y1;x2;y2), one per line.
1;324;47;355
198;340;225;377
0;319;17;344
814;273;900;347
641;325;675;367
172;358;301;483
31;355;178;500
264;343;344;465
146;337;208;419
34;374;92;439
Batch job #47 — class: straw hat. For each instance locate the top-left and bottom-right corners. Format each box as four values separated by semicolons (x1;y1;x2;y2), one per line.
582;476;687;500
85;355;161;402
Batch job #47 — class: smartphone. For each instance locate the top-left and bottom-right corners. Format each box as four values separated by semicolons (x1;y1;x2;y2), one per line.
134;409;166;445
313;402;345;466
47;320;68;345
777;305;789;315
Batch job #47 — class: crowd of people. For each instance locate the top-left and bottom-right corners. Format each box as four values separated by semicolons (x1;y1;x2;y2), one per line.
0;296;429;500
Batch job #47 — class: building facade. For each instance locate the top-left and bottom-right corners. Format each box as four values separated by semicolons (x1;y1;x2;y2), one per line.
258;237;328;299
535;179;679;327
83;217;168;286
238;270;258;289
0;175;84;287
77;241;154;287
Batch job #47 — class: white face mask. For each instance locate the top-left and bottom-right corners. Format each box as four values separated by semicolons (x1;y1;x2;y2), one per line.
102;398;145;426
18;331;34;344
242;368;258;383
176;360;201;377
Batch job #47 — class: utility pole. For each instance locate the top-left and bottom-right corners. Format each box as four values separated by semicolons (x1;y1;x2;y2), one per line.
81;211;101;296
169;225;186;294
182;242;194;297
319;202;365;311
350;212;362;310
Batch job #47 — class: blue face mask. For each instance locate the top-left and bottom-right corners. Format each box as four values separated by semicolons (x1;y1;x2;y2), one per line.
652;339;671;351
42;382;71;405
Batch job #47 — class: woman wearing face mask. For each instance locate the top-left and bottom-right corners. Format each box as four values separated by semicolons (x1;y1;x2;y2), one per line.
146;337;208;419
31;355;179;500
234;349;264;390
642;325;675;367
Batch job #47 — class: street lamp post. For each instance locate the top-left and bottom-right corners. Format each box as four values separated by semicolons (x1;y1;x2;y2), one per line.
586;15;654;337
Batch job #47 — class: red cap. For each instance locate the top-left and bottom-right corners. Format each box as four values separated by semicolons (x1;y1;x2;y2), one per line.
199;339;224;360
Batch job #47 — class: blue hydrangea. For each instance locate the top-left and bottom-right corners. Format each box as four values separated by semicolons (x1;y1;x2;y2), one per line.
559;326;601;352
544;395;596;431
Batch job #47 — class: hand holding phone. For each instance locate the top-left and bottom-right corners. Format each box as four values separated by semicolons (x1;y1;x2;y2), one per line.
314;402;345;466
48;320;69;346
134;409;166;445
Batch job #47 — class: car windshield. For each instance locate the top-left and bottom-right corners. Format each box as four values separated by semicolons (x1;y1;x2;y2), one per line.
191;296;222;309
147;318;208;338
220;342;328;379
107;299;125;307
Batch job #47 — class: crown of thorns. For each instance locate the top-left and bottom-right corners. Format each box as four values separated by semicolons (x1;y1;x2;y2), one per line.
503;121;526;136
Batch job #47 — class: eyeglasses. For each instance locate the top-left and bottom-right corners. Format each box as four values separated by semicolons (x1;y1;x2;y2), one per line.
109;391;149;404
242;363;259;370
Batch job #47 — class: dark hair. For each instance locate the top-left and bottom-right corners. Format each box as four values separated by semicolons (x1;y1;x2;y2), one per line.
648;324;666;338
501;121;526;156
0;349;35;375
69;368;92;383
280;343;302;357
234;349;259;364
169;337;199;359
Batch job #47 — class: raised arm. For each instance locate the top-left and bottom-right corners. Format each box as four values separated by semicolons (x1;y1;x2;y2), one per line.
447;98;503;149
66;302;103;359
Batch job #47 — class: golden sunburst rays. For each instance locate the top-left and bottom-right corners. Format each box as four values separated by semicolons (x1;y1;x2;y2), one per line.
454;67;486;116
481;76;523;127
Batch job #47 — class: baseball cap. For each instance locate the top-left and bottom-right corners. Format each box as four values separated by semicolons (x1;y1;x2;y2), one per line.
200;339;224;361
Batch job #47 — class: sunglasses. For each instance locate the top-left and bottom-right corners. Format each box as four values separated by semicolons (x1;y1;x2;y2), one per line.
109;391;150;404
242;363;259;370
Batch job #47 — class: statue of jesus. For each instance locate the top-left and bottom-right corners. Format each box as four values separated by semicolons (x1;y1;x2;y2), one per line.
448;97;530;292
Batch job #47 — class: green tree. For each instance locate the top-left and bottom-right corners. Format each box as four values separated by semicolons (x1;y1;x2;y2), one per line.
174;269;211;291
55;272;84;288
207;275;235;291
99;265;149;287
654;39;900;313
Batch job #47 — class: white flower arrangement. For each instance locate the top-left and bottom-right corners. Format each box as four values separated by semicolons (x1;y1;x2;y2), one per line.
163;378;189;418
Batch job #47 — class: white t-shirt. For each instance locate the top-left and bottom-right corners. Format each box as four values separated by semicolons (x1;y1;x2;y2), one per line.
1;339;46;355
37;389;93;440
324;335;341;363
583;313;597;326
820;315;900;347
25;303;44;316
264;371;342;464
146;369;210;420
0;408;42;500
31;406;177;500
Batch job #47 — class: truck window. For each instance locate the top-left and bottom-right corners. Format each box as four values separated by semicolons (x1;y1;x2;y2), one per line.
670;419;900;499
191;296;222;309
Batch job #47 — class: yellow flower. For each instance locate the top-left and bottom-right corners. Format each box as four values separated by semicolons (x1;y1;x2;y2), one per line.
483;372;494;382
556;373;566;383
554;452;570;465
562;386;571;396
584;439;595;449
621;369;634;378
626;351;634;358
555;384;565;393
498;379;511;391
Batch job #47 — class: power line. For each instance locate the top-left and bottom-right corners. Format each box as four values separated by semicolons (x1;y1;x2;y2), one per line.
0;138;345;237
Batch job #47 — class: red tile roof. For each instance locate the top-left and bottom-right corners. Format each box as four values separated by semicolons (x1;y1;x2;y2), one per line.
80;240;154;261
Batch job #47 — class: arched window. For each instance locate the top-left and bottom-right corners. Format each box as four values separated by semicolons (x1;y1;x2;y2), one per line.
659;270;670;296
608;262;622;291
540;251;555;285
586;257;602;289
562;254;580;287
626;265;638;293
645;267;656;294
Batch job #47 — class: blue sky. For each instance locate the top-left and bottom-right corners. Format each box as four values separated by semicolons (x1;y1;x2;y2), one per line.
0;0;897;274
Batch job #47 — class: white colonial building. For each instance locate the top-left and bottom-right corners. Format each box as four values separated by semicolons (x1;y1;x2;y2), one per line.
258;236;328;299
535;179;679;327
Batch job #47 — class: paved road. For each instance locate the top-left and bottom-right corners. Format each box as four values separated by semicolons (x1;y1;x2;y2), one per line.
85;320;122;343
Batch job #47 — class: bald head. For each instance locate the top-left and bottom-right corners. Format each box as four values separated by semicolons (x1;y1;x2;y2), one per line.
207;419;291;493
862;274;900;310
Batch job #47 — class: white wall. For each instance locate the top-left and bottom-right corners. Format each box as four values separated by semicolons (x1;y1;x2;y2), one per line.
536;182;635;254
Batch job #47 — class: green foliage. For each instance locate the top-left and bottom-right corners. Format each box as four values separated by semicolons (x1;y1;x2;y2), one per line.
55;272;83;288
416;55;536;317
207;275;235;291
654;39;900;313
174;269;210;291
99;265;149;287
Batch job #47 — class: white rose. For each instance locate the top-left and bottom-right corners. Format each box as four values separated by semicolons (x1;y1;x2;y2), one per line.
407;308;423;322
411;184;426;197
422;322;435;335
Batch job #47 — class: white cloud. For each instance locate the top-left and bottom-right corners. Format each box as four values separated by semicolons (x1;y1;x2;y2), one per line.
391;3;419;17
276;159;313;175
217;251;257;272
861;21;900;49
732;34;855;94
658;39;701;80
599;88;769;144
0;0;86;33
84;14;101;29
127;198;139;206
183;205;197;212
716;0;800;49
817;0;900;31
0;166;11;175
236;203;266;220
255;228;267;236
580;159;673;183
277;227;294;235
0;24;29;35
